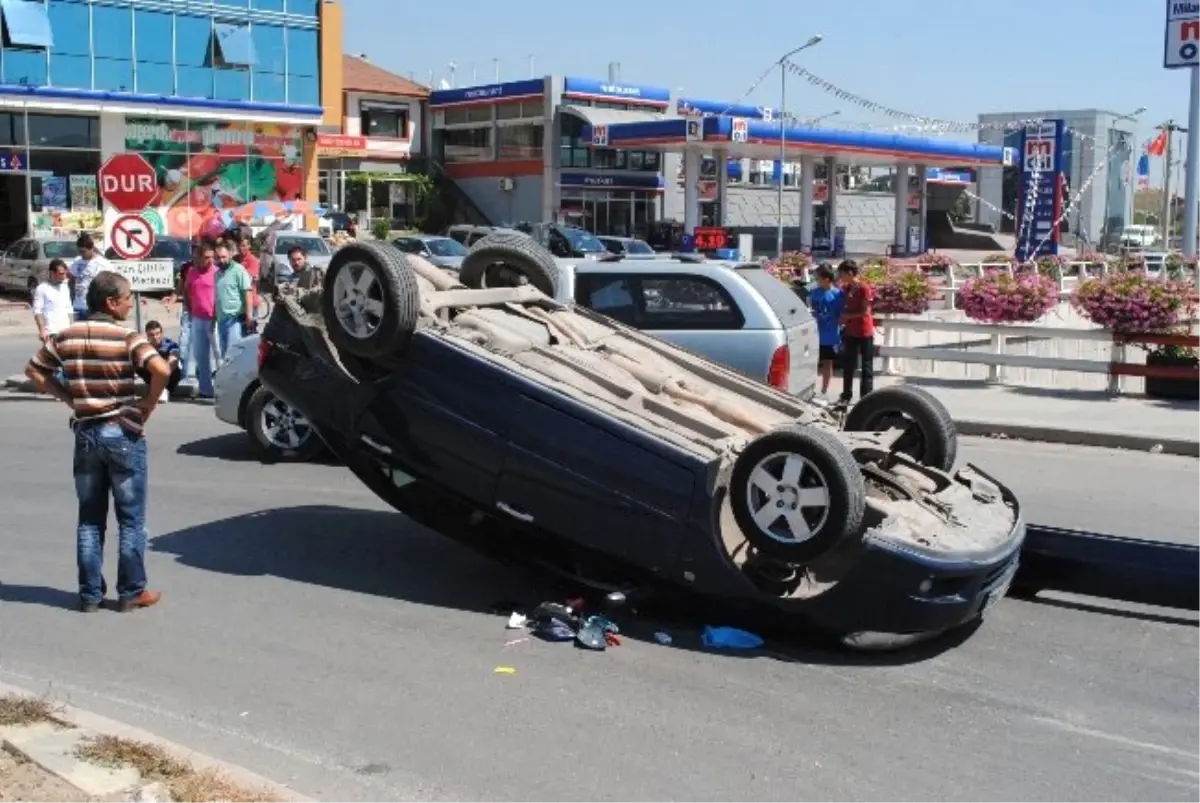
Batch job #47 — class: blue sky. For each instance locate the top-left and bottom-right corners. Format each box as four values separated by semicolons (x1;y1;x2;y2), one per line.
345;0;1193;160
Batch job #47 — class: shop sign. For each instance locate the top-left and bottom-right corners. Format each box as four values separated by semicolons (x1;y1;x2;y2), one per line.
562;77;671;105
1015;119;1064;261
124;119;302;154
1164;0;1199;68
559;172;665;191
0;152;25;172
317;134;368;156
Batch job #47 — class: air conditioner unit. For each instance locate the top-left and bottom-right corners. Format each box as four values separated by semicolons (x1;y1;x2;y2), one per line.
498;178;514;191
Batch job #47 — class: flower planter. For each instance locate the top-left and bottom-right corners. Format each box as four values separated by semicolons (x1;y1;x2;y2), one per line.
1144;351;1200;400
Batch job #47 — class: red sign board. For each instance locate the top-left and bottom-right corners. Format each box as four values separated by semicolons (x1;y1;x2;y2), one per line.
98;153;159;212
316;133;368;155
693;226;731;251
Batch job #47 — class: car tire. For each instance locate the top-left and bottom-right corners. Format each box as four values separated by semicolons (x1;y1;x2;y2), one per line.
459;231;561;297
321;241;420;363
842;385;957;472
729;426;865;564
246;386;324;462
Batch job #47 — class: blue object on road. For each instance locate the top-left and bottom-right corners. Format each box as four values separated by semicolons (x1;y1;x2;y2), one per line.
701;626;764;650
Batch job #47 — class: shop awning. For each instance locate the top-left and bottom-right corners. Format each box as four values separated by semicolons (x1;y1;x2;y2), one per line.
559;104;669;128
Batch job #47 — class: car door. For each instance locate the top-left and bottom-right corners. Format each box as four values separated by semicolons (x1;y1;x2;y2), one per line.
13;240;39;293
0;241;25;290
356;335;512;508
493;393;695;576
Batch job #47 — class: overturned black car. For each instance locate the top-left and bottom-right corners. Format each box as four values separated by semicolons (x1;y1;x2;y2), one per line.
257;239;1026;647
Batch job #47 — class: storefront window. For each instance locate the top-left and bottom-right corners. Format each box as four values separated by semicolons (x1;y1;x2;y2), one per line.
443;128;492;162
496;100;543;120
3;49;48;86
0;114;20;147
361;103;410;139
442;106;492;126
27;115;99;149
498;125;543;160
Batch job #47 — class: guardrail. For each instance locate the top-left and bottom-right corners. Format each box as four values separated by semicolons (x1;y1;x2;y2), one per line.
878;317;1200;394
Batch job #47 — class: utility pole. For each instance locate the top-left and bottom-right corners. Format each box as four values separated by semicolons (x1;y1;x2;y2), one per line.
1159;121;1183;246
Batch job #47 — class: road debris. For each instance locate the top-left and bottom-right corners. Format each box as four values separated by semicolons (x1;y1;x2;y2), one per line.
654;631;673;645
701;626;764;650
493;666;517;675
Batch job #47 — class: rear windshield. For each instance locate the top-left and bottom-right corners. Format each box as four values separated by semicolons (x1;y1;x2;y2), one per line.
735;266;813;327
43;242;78;259
626;239;654;255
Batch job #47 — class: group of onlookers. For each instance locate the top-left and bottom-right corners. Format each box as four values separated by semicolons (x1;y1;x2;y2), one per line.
794;259;877;403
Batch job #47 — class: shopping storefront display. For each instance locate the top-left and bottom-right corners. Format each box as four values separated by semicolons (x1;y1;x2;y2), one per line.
124;119;305;238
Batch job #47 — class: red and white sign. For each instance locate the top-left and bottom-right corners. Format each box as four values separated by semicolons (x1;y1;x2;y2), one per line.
98;153;159;212
731;118;748;143
1165;0;1199;68
107;213;156;260
591;125;609;147
316;133;368;155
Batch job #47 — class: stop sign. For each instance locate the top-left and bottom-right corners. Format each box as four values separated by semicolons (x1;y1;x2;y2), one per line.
98;153;159;212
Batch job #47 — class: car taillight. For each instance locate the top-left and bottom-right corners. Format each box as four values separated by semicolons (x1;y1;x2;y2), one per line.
767;344;790;391
257;339;273;371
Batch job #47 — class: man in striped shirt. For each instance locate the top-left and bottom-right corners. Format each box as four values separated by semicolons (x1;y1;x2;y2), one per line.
24;271;172;613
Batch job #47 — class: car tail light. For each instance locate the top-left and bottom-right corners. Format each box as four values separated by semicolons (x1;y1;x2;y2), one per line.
257;339;273;371
767;345;790;391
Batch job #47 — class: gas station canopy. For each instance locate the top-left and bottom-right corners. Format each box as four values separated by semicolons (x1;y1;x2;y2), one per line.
582;116;1010;167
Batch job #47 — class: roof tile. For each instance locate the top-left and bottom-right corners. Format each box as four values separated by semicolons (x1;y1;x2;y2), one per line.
343;54;429;97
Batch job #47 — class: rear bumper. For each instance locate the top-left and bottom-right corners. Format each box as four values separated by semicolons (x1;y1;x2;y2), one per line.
799;512;1026;636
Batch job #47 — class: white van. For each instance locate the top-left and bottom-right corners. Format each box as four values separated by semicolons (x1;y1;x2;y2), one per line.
1119;225;1159;248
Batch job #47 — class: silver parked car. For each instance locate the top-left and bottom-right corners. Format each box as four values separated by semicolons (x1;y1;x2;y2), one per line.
255;230;333;286
597;236;658;259
0;236;79;294
392;234;468;270
457;233;818;398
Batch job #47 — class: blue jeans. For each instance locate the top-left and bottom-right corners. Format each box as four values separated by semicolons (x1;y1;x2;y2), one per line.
178;308;194;380
74;420;148;605
217;316;243;360
190;316;215;397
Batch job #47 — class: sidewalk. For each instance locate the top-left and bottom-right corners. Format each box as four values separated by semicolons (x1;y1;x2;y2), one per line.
874;375;1200;456
0;297;177;338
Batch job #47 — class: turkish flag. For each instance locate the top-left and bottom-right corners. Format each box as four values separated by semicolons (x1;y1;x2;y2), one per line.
1146;129;1168;157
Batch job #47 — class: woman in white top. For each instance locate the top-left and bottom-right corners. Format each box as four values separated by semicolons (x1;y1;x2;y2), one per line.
32;259;74;341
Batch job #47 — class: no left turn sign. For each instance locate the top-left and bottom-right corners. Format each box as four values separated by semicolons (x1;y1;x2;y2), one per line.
108;213;156;261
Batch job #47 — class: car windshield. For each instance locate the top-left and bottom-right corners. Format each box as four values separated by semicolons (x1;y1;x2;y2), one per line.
276;236;329;256
625;239;654;255
561;227;607;253
43;241;78;259
425;238;468;257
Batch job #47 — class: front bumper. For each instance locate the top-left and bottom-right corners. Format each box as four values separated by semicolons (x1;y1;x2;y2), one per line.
799;509;1027;637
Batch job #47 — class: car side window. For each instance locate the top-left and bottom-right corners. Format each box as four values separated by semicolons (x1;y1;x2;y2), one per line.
393;239;419;253
21;241;40;260
638;276;744;330
448;230;469;244
575;274;638;326
5;241;25;260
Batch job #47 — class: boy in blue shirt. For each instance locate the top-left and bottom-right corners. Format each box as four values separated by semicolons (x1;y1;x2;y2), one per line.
807;264;845;396
144;320;182;400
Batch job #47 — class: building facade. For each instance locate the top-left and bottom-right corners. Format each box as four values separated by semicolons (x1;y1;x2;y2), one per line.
0;0;336;246
315;54;428;228
427;74;975;252
975;109;1136;245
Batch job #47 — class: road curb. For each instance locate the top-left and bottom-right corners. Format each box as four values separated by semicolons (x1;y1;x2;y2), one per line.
0;679;311;802
955;419;1199;457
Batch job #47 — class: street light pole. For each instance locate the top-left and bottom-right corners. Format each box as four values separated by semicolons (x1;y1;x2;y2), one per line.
775;35;822;259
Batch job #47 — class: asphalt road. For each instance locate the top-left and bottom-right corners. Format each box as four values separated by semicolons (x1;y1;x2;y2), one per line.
0;389;1196;802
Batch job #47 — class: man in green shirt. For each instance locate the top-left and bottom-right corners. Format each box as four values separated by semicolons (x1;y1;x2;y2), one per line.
214;243;254;359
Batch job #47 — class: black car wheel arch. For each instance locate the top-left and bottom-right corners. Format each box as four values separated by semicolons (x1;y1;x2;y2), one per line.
843;385;957;472
459;231;561;297
729;426;866;564
321;241;420;363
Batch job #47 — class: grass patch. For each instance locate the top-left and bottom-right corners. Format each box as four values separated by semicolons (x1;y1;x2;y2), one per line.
75;735;279;802
0;694;68;727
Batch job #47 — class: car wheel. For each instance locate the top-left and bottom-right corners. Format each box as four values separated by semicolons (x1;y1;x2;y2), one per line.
459;231;561;297
842;385;957;472
321;241;420;363
246;386;323;461
729;426;865;564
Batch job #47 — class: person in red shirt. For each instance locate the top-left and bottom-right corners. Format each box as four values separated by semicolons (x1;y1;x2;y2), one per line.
234;234;261;314
837;259;876;403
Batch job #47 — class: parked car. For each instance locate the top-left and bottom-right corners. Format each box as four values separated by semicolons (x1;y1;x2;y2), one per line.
459;232;818;397
0;236;79;294
391;234;468;271
255;230;334;286
597;236;658;259
258;242;1025;647
214;332;324;461
448;223;612;260
446;224;509;247
318;211;355;237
